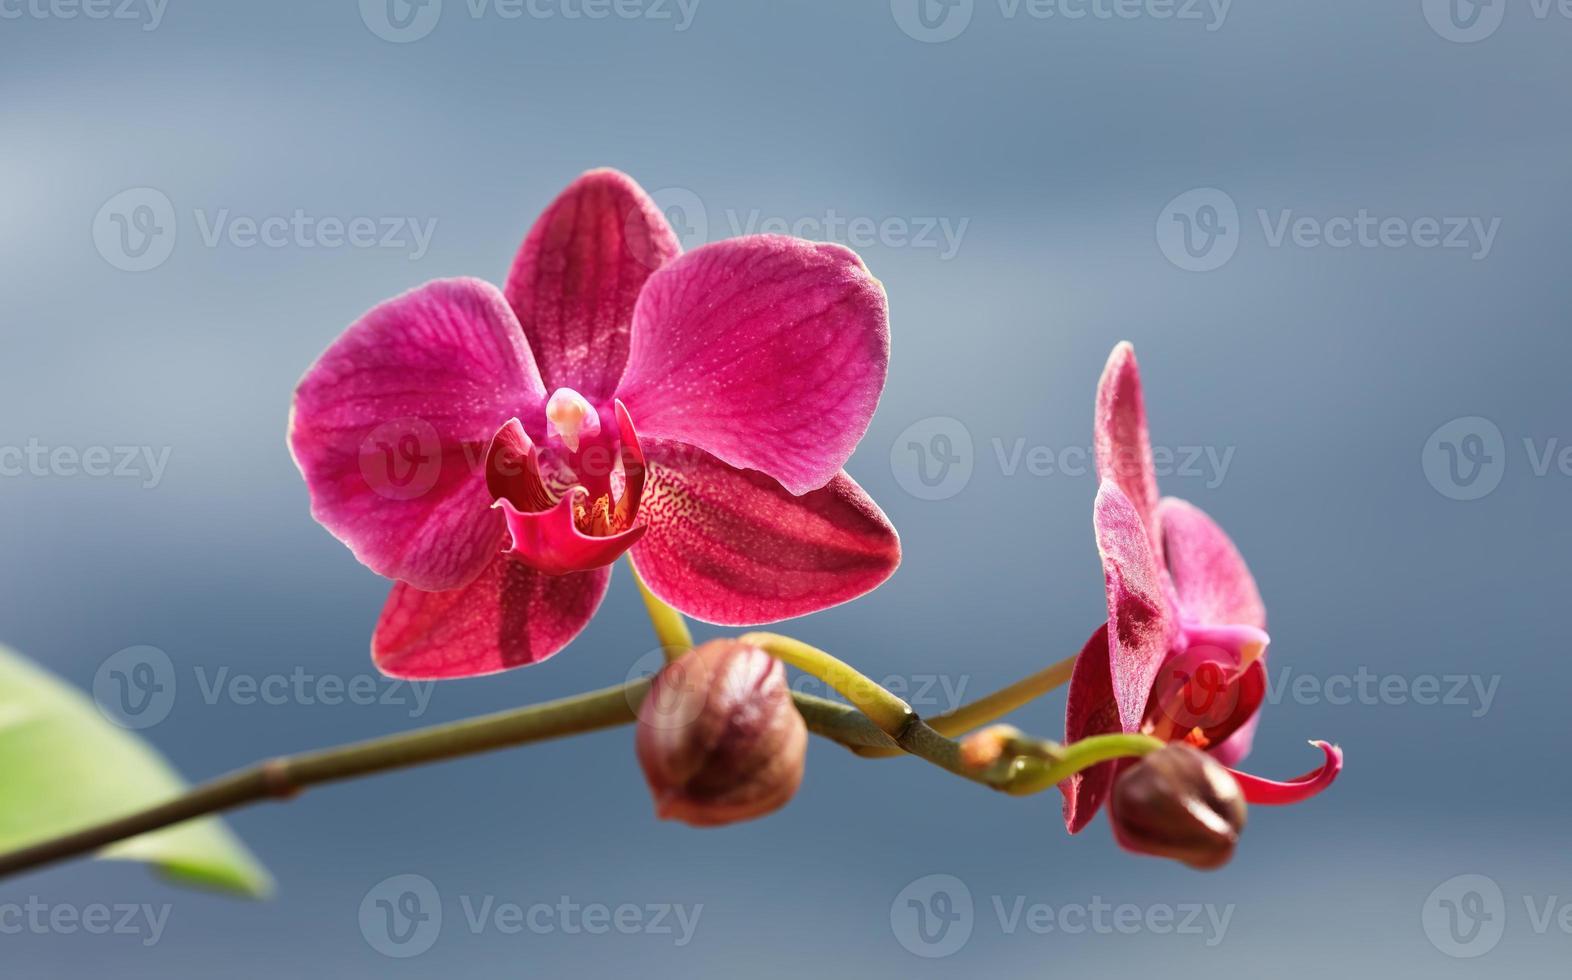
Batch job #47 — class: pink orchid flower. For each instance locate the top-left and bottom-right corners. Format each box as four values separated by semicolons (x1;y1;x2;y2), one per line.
289;169;899;679
1062;343;1341;833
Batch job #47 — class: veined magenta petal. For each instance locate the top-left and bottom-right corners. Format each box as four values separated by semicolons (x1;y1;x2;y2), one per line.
1094;342;1164;561
1158;496;1267;630
1095;481;1180;734
504;169;681;401
289;278;546;591
1061;626;1123;834
373;556;611;679
629;440;900;625
497;495;647;576
1227;741;1343;805
486;418;555;513
615;236;890;496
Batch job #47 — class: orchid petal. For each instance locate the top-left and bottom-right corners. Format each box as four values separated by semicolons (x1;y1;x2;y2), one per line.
1060;626;1123;834
372;556;611;679
1094;342;1164;561
289;278;545;591
629;440;900;625
497;495;647;576
615;236;890;495
1158;496;1267;630
1095;480;1180;734
1227;741;1343;805
504;169;681;401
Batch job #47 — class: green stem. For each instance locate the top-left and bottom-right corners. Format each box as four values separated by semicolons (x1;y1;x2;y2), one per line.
740;632;914;737
0;674;990;885
0;679;650;883
999;733;1164;796
629;560;693;662
855;652;1079;757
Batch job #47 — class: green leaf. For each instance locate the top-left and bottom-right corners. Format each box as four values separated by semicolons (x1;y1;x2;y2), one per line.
0;644;273;898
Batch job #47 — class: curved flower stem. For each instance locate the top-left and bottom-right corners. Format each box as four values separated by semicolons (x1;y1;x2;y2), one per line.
853;653;1079;758
0;674;989;885
997;732;1164;797
739;632;914;738
628;561;693;662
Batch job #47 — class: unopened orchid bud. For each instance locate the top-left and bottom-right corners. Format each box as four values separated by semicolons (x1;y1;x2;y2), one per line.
1109;743;1246;870
635;639;806;827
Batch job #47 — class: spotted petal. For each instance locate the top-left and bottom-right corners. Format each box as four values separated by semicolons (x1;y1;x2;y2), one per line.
629;440;900;625
1095;480;1180;734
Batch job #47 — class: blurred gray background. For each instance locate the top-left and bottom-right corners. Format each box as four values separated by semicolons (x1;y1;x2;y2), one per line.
2;0;1568;975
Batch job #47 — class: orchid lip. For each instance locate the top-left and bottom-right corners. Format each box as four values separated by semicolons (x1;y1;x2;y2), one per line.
1226;741;1343;805
485;399;648;576
496;494;646;576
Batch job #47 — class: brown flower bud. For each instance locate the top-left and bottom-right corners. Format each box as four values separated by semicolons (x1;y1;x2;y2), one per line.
635;639;807;827
1109;743;1246;870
